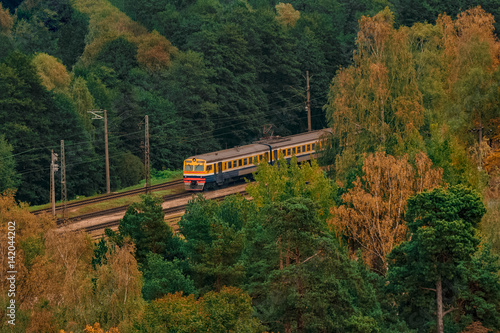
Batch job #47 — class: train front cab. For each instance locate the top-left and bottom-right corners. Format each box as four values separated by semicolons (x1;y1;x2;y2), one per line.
183;158;206;191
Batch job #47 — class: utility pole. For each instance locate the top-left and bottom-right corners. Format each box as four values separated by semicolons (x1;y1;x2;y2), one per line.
60;140;67;220
88;109;110;194
144;115;151;194
50;150;58;217
306;71;311;132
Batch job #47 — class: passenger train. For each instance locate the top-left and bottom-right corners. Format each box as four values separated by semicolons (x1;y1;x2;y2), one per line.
183;129;331;191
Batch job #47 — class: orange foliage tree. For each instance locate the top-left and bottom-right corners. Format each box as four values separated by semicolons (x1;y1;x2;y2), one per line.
329;151;442;273
0;3;13;34
327;8;424;151
325;8;425;184
136;31;176;71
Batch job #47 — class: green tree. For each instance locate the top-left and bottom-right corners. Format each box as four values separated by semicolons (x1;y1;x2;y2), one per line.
244;196;404;332
114;151;143;188
142;252;196;301
0;135;20;192
135;286;261;332
95;37;138;80
242;157;405;332
179;194;248;292
387;185;500;333
118;195;183;265
0;52;99;203
247;156;334;215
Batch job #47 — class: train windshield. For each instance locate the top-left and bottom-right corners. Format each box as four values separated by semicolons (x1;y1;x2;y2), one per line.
184;159;206;172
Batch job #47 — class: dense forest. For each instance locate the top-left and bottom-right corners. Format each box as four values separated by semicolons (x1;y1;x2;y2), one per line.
0;0;500;332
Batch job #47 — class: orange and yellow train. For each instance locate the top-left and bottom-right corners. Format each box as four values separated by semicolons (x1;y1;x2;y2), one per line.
183;129;331;191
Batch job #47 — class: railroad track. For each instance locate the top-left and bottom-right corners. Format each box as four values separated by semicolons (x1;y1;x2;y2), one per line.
32;179;184;215
82;190;248;237
56;190;191;225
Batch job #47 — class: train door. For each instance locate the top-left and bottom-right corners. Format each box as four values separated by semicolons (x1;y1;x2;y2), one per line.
216;162;223;185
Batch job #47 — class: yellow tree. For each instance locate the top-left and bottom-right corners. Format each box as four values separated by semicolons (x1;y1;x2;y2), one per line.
275;3;300;28
438;7;500;162
246;156;333;216
31;53;71;92
71;77;95;132
329;151;442;273
93;241;145;328
0;191;54;305
326;7;424;165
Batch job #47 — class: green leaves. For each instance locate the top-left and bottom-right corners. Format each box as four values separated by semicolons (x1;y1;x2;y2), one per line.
179;194;248;292
118;195;180;265
387;185;498;332
142;253;195;301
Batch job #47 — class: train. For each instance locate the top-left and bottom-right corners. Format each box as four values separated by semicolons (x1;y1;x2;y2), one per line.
183;128;332;191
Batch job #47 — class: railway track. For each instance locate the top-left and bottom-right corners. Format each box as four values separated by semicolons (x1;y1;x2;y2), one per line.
32;179;184;215
56;190;191;225
82;190;248;237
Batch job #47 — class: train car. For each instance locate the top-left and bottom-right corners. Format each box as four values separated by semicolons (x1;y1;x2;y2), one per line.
183;128;332;191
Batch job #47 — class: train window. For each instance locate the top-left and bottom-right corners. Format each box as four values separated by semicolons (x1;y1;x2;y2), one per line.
307;144;310;151
286;148;290;156
292;147;296;155
273;151;278;160
243;158;248;166
264;152;269;161
297;146;301;153
185;165;193;171
238;159;242;167
229;161;233;169
207;165;212;172
194;165;204;171
312;143;316;150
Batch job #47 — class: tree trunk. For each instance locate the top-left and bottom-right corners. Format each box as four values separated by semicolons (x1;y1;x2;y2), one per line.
436;277;444;333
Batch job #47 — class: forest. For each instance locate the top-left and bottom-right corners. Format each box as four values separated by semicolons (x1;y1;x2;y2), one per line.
0;0;500;332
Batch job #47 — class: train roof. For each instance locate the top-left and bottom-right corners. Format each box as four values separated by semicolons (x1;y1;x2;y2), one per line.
185;128;332;163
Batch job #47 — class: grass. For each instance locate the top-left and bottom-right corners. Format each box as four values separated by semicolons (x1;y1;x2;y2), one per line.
30;169;183;212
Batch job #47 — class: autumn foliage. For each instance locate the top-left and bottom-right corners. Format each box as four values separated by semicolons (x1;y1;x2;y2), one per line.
0;3;13;34
32;53;71;92
329;152;442;272
327;7;424;156
275;3;300;27
73;0;177;70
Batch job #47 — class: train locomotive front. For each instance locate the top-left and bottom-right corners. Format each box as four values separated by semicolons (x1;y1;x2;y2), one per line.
183;158;212;191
